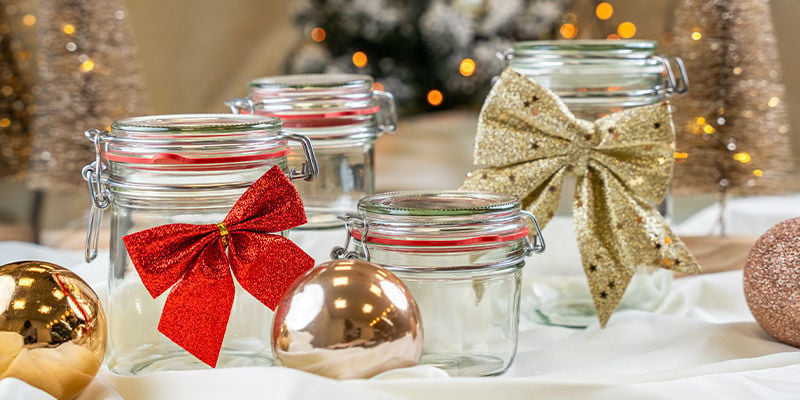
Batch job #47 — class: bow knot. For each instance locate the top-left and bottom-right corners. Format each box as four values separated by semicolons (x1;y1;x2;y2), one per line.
123;165;314;367
461;68;700;326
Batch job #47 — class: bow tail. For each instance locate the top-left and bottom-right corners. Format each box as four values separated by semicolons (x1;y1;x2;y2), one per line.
574;162;701;327
158;240;235;367
460;157;568;230
228;232;315;310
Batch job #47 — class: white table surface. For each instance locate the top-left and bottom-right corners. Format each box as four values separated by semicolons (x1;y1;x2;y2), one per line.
1;194;800;400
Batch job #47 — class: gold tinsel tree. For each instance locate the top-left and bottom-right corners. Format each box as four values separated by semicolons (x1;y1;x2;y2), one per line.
670;0;793;198
29;0;147;190
0;4;33;180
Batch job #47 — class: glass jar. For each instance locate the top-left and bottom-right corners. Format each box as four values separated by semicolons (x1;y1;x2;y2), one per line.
227;74;397;229
504;40;688;327
333;191;545;376
81;114;317;375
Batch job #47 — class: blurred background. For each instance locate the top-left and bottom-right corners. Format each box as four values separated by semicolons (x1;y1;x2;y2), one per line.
0;0;798;248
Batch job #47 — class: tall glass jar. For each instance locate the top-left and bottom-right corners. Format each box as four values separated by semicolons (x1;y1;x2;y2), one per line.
227;74;397;230
81;114;317;375
504;40;688;327
333;191;545;376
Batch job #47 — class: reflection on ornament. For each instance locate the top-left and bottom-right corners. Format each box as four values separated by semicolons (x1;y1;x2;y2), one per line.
744;218;800;348
273;259;423;379
0;261;106;400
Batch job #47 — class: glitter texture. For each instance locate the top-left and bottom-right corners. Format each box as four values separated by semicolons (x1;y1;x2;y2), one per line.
743;217;800;348
461;68;700;327
122;166;314;367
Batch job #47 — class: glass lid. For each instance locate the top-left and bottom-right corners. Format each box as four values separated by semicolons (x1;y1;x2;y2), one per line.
358;191;520;216
111;113;282;133
511;40;657;57
248;74;373;94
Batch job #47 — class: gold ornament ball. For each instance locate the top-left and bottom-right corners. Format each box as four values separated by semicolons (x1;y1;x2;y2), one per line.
0;261;106;399
743;217;800;347
272;259;423;379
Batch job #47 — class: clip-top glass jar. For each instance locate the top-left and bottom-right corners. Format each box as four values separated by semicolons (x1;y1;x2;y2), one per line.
504;40;688;327
227;74;397;229
81;114;317;375
333;191;545;376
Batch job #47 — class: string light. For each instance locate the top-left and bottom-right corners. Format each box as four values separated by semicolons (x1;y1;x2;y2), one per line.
674;152;689;159
427;89;443;106
733;152;752;163
459;58;476;76
22;14;35;26
310;27;325;42
703;124;715;134
352;51;367;68
63;24;76;35
691;30;702;40
768;97;780;107
372;82;384;91
560;23;577;39
596;2;613;20
0;118;10;128
696;117;706;125
617;22;636;38
753;169;763;177
80;59;95;72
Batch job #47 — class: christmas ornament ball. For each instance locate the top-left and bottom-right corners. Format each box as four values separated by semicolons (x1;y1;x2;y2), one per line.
0;261;106;399
743;217;800;347
272;259;423;379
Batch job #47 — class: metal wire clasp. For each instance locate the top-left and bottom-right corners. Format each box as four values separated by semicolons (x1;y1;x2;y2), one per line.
520;210;545;256
330;213;369;261
81;129;111;262
656;55;689;96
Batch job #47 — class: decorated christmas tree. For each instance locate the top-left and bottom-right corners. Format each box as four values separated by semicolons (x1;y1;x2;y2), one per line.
0;4;33;181
284;0;569;114
28;0;148;190
669;0;794;200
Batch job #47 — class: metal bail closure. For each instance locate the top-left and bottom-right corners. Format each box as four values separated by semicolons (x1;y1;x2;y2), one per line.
82;128;111;262
279;132;319;182
330;213;369;261
521;210;546;256
656;55;689;96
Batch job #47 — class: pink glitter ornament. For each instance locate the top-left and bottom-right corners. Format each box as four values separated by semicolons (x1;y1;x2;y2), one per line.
743;217;800;348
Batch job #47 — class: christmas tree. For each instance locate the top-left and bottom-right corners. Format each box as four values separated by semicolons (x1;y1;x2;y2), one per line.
0;4;33;181
284;0;569;115
28;0;148;190
670;0;793;199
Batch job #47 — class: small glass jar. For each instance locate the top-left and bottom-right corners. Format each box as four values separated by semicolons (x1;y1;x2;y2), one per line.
504;40;688;327
333;191;545;376
81;114;317;375
227;74;397;229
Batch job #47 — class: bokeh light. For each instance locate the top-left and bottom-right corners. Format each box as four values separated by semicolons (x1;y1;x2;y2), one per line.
617;22;636;38
427;89;443;106
560;23;577;39
459;58;476;76
310;27;325;42
596;2;613;20
352;51;367;68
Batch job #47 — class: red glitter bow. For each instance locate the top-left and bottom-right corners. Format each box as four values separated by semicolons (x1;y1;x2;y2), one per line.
123;165;314;367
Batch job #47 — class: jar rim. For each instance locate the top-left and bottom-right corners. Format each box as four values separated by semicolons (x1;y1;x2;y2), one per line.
512;39;657;56
111;113;282;133
358;191;520;217
248;73;373;92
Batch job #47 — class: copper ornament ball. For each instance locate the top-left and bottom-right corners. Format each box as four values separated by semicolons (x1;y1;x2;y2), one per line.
0;260;106;400
272;259;423;379
743;217;800;348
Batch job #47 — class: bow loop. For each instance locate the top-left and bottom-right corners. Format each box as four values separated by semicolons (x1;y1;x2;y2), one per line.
123;165;314;367
461;67;700;326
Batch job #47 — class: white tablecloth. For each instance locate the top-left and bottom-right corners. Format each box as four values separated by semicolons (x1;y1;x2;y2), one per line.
2;194;800;400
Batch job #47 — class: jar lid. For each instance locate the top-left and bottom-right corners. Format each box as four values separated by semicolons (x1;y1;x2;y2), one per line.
506;40;682;106
106;114;288;165
359;191;520;217
238;73;397;137
349;191;530;250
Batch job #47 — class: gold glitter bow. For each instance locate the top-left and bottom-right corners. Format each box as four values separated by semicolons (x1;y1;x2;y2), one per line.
461;68;700;327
